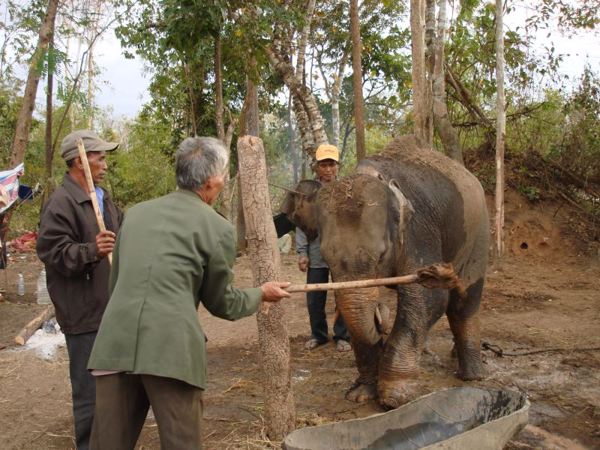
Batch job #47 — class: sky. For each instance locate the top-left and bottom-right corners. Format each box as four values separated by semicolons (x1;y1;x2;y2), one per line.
29;3;600;120
91;33;151;118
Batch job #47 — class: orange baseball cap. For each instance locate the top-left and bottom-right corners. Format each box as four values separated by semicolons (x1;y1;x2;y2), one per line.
315;144;339;162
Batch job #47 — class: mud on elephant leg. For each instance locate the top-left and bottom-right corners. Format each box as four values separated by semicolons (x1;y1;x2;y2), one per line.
345;341;381;403
376;338;423;409
447;281;485;381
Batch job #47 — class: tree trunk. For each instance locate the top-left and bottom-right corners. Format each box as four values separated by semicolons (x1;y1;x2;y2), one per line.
10;0;60;166
295;0;316;86
494;0;506;258
42;37;56;207
444;64;495;149
266;46;328;158
236;70;260;253
215;35;233;220
410;0;433;146
45;39;54;181
350;0;366;161
288;92;300;185
432;0;463;164
331;50;349;148
87;37;94;128
183;61;198;136
237;135;296;439
425;0;436;75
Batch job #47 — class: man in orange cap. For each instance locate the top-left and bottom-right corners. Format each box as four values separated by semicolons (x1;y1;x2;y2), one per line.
297;144;351;352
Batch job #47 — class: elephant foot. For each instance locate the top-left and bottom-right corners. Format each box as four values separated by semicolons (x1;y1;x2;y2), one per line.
456;345;484;380
457;363;484;381
377;380;418;410
345;382;378;403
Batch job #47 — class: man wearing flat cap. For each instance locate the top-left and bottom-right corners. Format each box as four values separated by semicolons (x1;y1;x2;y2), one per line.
36;129;123;450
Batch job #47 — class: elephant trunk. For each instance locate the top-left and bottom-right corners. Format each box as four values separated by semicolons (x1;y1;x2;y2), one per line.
335;287;382;346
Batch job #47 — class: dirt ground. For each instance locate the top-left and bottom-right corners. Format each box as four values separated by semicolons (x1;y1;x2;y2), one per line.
0;191;598;450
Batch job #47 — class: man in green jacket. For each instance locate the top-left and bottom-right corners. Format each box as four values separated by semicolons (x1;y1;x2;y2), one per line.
88;137;290;449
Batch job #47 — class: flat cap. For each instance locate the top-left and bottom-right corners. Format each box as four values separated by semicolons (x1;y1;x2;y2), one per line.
61;130;118;162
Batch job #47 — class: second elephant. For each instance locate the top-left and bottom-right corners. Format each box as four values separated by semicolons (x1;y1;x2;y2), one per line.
281;135;490;409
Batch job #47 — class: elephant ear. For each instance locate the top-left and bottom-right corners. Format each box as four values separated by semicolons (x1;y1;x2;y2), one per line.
388;179;413;244
279;180;321;241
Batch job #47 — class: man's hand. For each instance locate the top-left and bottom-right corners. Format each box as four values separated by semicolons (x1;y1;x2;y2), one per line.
260;281;291;302
298;255;309;272
95;230;116;259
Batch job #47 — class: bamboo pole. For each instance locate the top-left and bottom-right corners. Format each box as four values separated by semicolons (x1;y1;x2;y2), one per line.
286;263;467;299
76;138;111;265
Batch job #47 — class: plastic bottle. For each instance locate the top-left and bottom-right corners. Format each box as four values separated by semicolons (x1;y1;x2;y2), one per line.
36;269;51;305
17;273;25;296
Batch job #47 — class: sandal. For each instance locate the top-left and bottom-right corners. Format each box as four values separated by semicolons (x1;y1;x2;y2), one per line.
336;339;351;352
305;338;325;350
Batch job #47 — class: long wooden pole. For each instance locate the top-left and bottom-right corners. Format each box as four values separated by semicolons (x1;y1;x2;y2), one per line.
286;263;467;299
76;138;111;265
14;305;55;345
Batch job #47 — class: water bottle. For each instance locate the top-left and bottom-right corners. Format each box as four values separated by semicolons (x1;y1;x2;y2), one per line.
36;269;51;305
17;273;25;296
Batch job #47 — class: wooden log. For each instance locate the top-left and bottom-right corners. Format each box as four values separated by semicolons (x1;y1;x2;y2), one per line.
286;263;467;299
76;138;112;265
14;305;55;346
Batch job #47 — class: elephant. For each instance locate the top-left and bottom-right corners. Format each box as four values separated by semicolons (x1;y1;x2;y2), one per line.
280;135;489;409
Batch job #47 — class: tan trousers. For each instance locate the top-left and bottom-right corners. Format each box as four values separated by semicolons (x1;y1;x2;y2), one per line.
90;373;204;450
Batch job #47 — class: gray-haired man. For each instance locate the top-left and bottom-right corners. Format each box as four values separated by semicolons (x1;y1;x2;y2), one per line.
88;137;290;449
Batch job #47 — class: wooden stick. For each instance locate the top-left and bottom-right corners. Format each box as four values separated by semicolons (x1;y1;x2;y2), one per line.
76;138;112;265
286;263;467;298
288;273;419;293
14;305;55;345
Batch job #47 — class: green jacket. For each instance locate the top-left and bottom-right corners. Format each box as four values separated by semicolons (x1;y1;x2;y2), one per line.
88;190;262;389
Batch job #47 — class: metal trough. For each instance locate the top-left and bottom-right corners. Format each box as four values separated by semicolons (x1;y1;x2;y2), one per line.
283;387;529;450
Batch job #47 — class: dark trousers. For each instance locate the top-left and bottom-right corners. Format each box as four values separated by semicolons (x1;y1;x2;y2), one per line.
307;267;349;343
91;373;204;450
64;332;97;450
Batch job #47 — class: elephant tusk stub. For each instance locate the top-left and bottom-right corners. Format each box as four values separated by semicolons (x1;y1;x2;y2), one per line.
285;263;467;299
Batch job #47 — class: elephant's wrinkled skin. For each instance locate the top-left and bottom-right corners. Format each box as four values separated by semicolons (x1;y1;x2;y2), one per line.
281;135;489;409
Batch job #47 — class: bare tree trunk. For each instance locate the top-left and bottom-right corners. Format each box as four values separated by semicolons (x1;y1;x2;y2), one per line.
266;46;328;158
42;36;56;207
237;135;296;439
445;64;495;149
295;0;316;85
45;39;54;181
87;37;94;128
10;0;60;166
236;69;260;253
425;0;436;74
350;0;366;160
316;44;349;149
410;0;432;145
432;0;463;164
215;34;233;220
288;92;299;185
183;62;198;136
494;0;506;258
331;50;348;148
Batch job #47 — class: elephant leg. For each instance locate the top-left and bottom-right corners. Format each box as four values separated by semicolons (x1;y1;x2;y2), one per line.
377;285;444;409
446;278;485;381
345;340;382;403
377;286;427;408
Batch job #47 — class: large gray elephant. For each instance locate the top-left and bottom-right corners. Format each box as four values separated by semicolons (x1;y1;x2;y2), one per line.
281;135;489;409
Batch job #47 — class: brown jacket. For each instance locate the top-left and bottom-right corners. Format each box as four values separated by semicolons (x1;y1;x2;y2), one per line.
36;174;123;334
